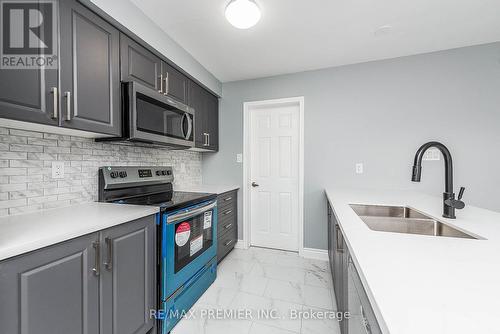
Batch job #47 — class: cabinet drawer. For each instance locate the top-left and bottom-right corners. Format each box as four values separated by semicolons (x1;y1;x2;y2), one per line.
218;214;236;236
217;224;237;262
217;191;237;212
218;203;236;220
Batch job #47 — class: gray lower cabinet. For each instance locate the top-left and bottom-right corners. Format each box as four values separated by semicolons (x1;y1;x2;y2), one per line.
347;257;382;334
59;0;121;136
328;201;381;334
100;216;156;334
0;215;156;334
217;190;238;262
0;232;100;334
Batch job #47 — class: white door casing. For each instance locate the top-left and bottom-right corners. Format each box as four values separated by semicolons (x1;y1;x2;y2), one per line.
244;97;304;252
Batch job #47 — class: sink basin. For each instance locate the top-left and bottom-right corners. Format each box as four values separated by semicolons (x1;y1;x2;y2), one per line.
349;204;478;239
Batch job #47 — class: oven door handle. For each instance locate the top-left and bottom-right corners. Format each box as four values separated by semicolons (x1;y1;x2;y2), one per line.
167;201;216;224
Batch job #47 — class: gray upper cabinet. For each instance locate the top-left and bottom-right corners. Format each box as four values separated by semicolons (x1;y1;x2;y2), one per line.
59;0;121;136
189;81;219;151
0;233;100;334
121;34;162;92
162;62;188;104
100;216;156;334
0;63;58;126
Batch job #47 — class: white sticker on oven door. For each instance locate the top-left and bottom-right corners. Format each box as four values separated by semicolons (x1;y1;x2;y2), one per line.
203;211;212;229
175;222;191;247
190;235;203;256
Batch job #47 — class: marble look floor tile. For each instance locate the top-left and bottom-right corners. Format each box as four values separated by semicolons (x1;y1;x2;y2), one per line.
204;318;252;334
304;269;333;289
196;285;238;308
250;322;298;334
250;263;306;284
302;285;334;310
218;258;255;275
254;299;303;333
300;307;342;334
230;291;274;311
264;279;305;305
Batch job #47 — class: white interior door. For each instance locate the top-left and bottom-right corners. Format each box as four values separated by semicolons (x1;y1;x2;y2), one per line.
249;102;300;251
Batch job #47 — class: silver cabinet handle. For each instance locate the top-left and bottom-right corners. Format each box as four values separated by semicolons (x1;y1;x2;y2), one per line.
164;72;169;95
207;133;210;147
225;239;234;247
51;87;58;119
159;74;163;93
336;224;344;253
224;223;232;229
203;133;209;146
104;237;113;270
92;241;100;276
65;91;71;121
224;209;232;215
224;197;232;201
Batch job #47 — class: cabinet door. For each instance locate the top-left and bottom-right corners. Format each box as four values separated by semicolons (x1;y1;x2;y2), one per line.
121;34;162;92
0;233;100;334
100;215;156;334
206;92;219;151
59;0;121;135
0;65;58;126
162;62;188;104
189;81;208;148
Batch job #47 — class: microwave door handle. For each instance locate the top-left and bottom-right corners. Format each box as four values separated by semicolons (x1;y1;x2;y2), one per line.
167;201;217;224
180;113;187;139
186;114;193;140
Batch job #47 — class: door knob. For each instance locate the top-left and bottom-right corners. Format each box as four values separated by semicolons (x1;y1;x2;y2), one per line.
251;182;259;187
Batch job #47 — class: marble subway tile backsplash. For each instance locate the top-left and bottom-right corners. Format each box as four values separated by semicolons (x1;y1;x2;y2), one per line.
0;127;202;216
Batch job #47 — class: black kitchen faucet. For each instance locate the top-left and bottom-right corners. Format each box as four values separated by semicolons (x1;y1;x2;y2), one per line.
411;141;465;219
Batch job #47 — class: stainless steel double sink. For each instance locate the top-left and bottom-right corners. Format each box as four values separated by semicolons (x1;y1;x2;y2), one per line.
350;204;479;239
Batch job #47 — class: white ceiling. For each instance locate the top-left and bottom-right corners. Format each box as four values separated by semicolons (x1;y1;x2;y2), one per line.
131;0;500;82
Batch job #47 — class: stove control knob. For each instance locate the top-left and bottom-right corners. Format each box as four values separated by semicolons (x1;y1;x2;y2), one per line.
156;171;161;176
110;171;118;178
119;171;127;178
166;170;172;175
161;170;167;175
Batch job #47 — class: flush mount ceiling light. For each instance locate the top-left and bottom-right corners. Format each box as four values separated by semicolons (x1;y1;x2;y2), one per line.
225;0;261;29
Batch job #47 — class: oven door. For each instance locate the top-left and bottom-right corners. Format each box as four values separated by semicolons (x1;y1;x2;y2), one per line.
126;81;194;148
161;200;217;300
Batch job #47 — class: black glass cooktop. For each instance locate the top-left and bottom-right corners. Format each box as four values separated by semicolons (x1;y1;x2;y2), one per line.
115;191;216;211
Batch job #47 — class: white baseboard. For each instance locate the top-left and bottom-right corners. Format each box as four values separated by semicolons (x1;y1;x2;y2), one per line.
234;239;247;249
301;247;328;261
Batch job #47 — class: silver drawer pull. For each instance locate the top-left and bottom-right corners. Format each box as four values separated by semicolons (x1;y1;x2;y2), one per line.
224;197;232;201
224;239;234;247
159;74;163;93
224;209;232;215
224;223;232;229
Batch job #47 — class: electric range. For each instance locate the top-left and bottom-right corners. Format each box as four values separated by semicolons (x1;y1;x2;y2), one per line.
98;166;218;334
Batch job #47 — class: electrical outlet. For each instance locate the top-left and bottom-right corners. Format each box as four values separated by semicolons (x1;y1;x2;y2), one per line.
51;161;65;179
236;153;243;163
355;163;364;174
423;148;441;161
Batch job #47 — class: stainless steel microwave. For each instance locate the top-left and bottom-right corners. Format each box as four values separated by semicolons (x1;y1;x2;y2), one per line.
99;81;194;149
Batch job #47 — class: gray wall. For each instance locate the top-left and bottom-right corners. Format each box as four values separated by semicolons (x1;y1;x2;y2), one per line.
87;0;222;96
203;42;500;250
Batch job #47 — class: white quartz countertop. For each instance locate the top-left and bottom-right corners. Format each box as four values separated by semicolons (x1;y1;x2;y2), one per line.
325;188;500;334
177;184;239;195
0;202;159;261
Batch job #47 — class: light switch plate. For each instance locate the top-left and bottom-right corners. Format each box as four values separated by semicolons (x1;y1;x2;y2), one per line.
355;163;364;174
236;153;243;163
51;161;65;179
